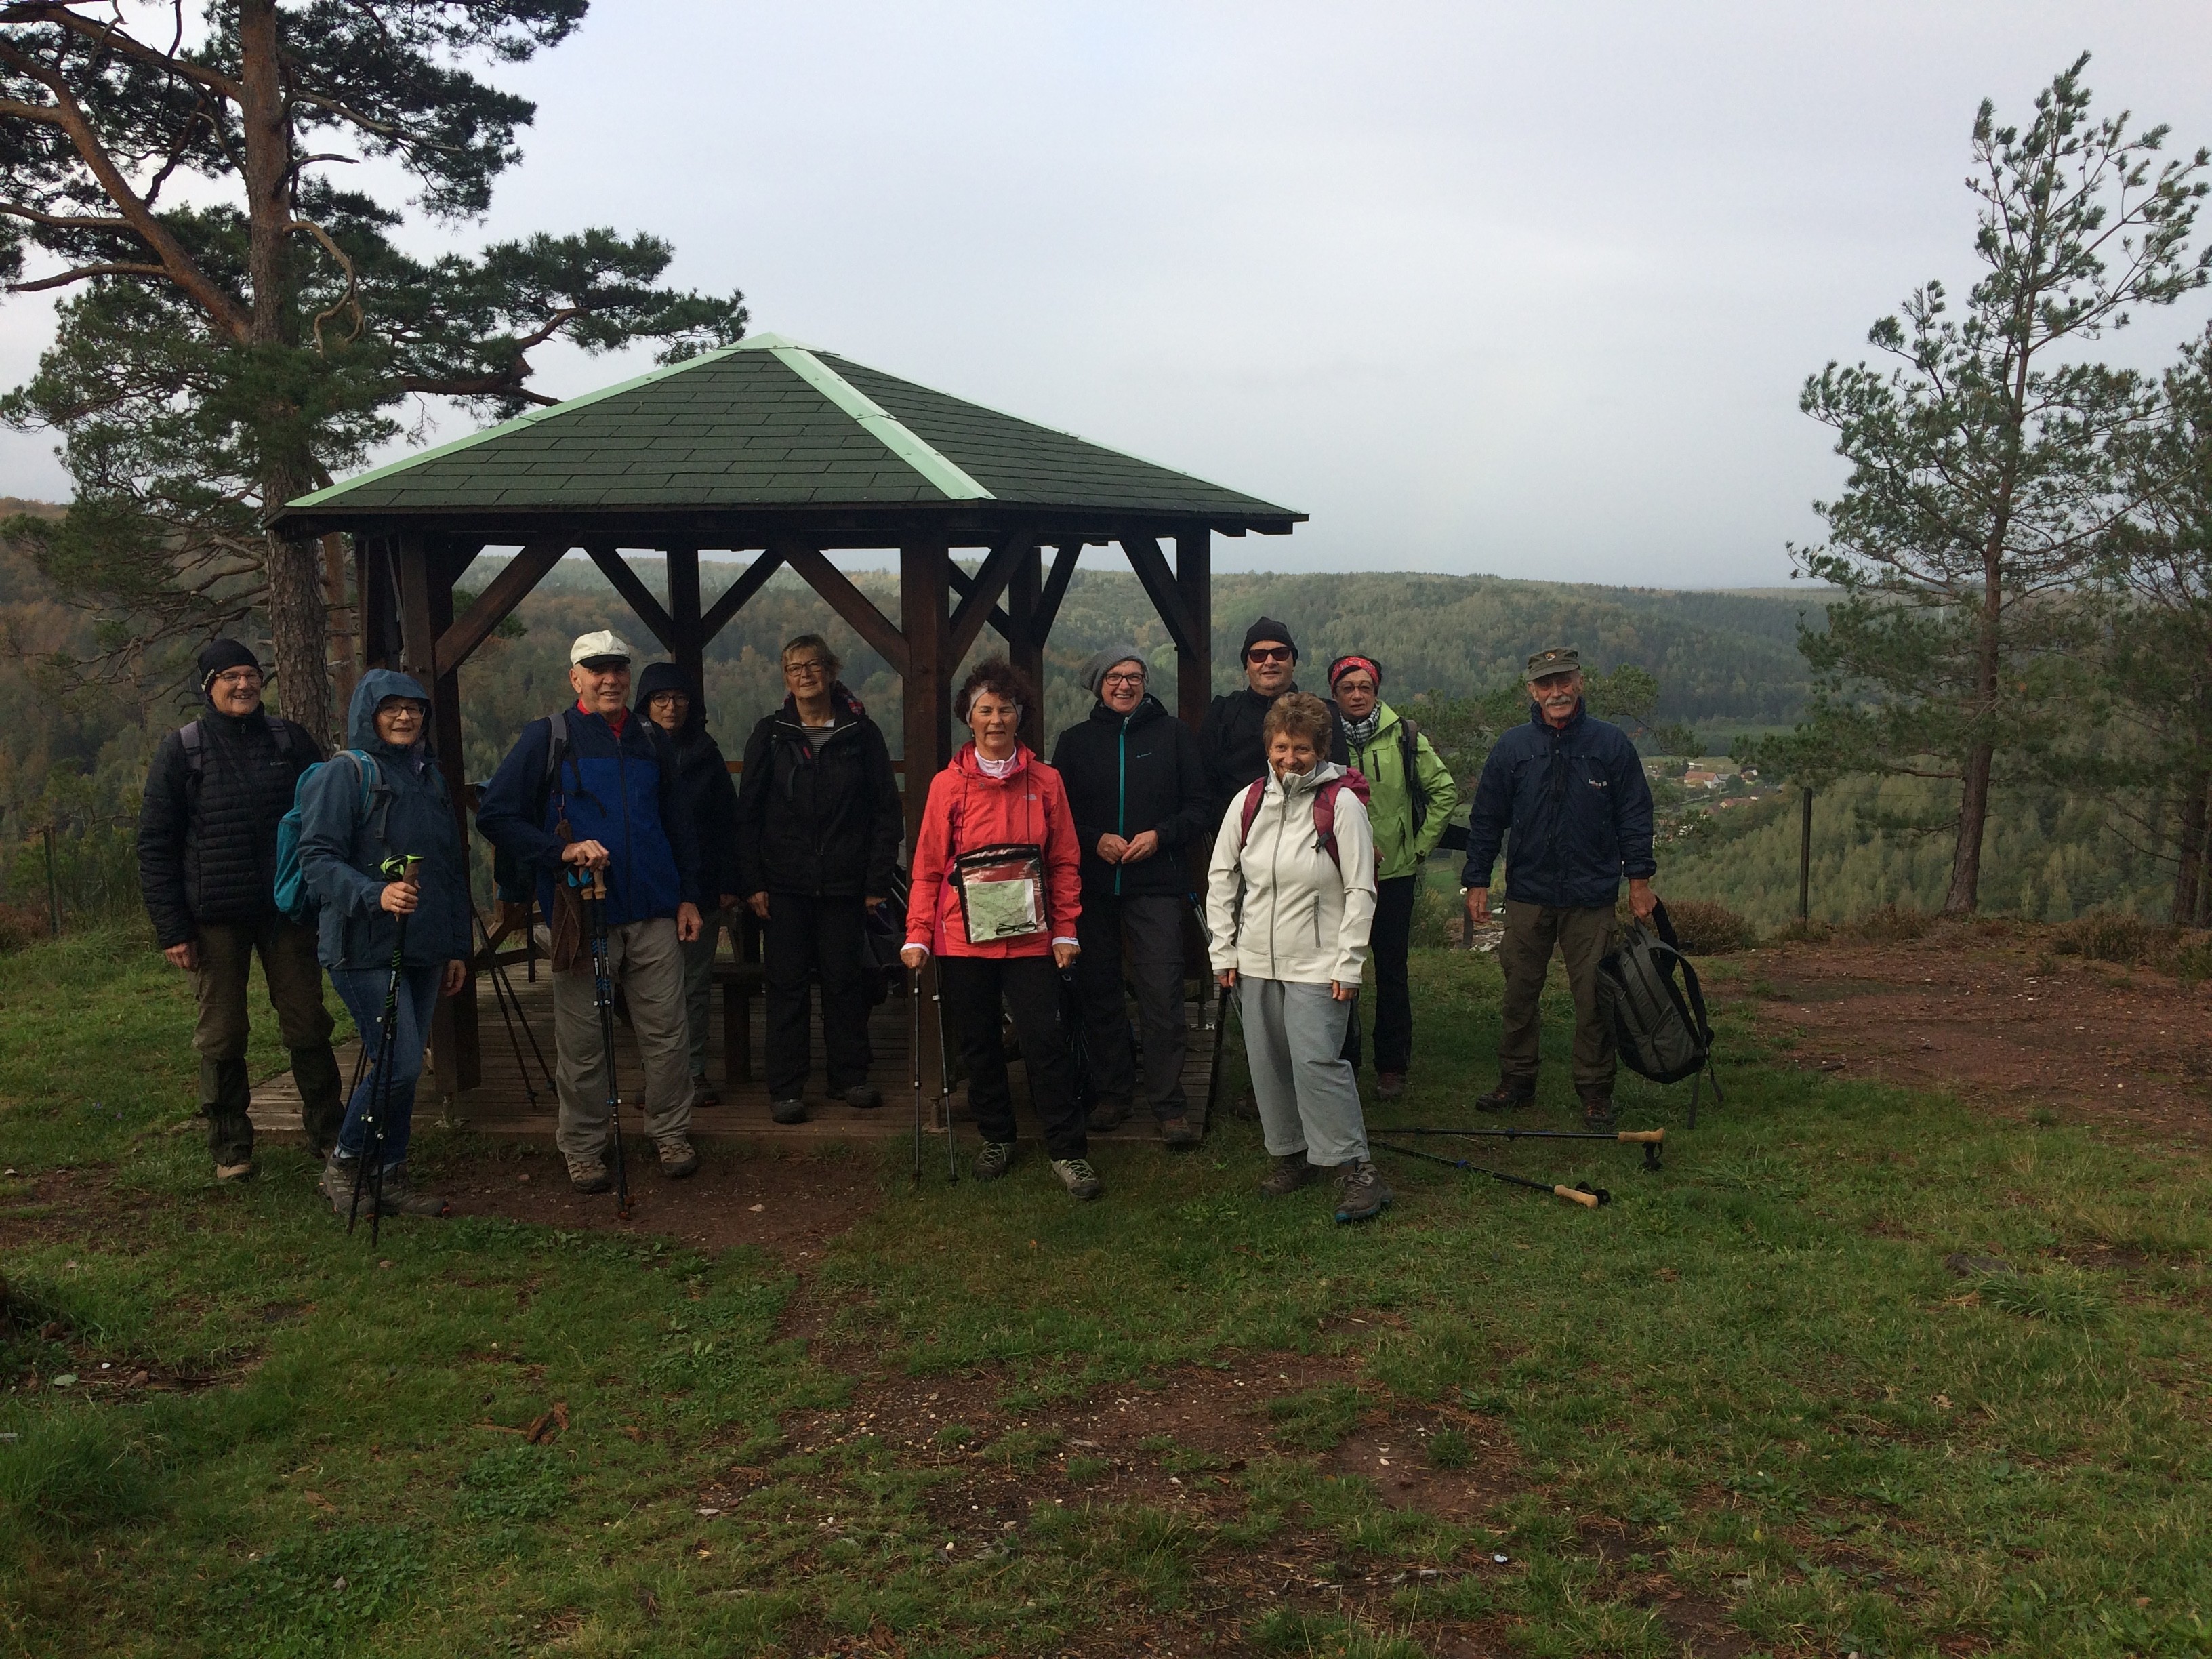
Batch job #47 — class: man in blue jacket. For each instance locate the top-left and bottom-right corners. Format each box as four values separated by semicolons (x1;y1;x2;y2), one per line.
1461;648;1657;1127
477;630;705;1192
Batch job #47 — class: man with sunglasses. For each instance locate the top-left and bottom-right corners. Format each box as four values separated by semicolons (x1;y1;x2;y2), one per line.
1197;618;1347;820
138;636;344;1182
1460;647;1657;1128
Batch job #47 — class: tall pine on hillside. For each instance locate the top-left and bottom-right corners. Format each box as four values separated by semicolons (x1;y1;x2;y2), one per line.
0;3;745;739
1792;56;2207;912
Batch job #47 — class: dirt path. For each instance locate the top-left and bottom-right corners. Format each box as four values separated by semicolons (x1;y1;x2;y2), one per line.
1730;926;2212;1146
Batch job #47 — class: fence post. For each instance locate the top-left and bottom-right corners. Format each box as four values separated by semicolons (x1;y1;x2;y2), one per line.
1799;787;1815;923
41;825;60;937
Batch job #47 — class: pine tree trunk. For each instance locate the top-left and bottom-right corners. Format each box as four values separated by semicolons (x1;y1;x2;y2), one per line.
2175;768;2209;926
1945;739;1994;914
263;495;331;742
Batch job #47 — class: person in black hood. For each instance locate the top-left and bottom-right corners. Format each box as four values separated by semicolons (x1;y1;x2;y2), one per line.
136;638;343;1180
734;634;903;1123
1197;617;1347;823
636;663;742;1107
1050;646;1214;1143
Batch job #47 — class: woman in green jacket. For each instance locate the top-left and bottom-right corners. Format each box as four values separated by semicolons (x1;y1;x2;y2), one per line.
1327;656;1459;1099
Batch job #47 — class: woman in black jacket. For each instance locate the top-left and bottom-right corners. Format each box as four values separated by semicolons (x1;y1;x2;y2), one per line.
636;663;742;1107
1049;645;1213;1144
734;635;903;1124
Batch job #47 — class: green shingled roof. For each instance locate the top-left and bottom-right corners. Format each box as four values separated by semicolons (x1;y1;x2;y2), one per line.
282;335;1301;528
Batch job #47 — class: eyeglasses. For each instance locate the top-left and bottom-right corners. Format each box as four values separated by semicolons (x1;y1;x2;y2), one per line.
785;659;827;677
1246;646;1292;664
1102;671;1146;687
212;669;264;688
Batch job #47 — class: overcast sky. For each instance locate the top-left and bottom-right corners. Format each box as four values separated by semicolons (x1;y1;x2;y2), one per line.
5;2;2212;586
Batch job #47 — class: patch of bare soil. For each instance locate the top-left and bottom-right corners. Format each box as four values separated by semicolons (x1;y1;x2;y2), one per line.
1738;926;2212;1146
428;1140;881;1266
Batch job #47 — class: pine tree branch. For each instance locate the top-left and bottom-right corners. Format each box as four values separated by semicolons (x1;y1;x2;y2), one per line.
8;260;168;291
0;199;131;230
0;3;245;101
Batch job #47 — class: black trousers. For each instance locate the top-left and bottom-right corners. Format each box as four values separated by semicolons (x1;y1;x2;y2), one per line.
1074;893;1189;1119
1342;874;1419;1075
763;892;872;1099
937;954;1087;1160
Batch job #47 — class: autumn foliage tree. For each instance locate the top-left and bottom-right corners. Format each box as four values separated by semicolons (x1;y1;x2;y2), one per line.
0;1;745;739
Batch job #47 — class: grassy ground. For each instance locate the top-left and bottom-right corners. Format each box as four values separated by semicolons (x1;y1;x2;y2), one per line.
1;926;2208;1657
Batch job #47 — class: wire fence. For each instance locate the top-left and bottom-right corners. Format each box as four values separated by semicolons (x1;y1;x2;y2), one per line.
1;814;140;943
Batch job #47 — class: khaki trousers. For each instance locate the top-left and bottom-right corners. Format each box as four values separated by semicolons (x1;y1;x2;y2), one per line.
1497;899;1616;1097
552;916;692;1162
192;916;342;1162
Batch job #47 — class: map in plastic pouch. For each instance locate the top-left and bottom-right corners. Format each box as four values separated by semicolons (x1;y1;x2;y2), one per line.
952;844;1047;944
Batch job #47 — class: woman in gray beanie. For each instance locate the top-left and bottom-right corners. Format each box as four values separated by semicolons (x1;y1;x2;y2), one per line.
1049;644;1214;1143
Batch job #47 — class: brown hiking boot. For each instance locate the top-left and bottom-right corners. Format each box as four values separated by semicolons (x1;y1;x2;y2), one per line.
1474;1080;1536;1112
1258;1154;1317;1196
1158;1115;1200;1149
1332;1159;1393;1224
567;1154;613;1194
1580;1095;1617;1130
372;1164;452;1218
656;1136;699;1179
1086;1097;1131;1132
1376;1071;1407;1101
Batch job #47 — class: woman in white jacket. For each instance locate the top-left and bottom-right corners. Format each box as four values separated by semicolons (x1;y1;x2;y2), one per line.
1205;693;1392;1222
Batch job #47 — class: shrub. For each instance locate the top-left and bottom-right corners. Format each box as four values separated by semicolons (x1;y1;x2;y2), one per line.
1409;883;1456;949
1845;903;1933;943
0;903;44;955
1659;898;1755;954
2051;907;2174;968
1769;917;1835;944
2170;931;2212;983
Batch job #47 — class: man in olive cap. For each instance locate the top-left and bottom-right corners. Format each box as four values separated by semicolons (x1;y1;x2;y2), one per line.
1460;647;1657;1126
137;637;343;1181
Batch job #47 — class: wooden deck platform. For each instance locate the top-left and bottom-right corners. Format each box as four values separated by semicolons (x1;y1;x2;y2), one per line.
249;962;1224;1148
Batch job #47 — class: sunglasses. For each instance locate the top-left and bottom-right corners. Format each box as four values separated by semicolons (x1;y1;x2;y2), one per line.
1246;645;1292;664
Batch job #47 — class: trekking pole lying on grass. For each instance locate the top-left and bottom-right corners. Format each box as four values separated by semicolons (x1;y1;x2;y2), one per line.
909;965;924;1186
1386;1124;1665;1172
572;864;630;1221
1370;1139;1611;1208
351;853;419;1243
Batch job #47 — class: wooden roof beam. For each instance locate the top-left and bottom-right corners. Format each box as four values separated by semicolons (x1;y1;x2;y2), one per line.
699;548;785;641
1119;531;1199;657
585;544;677;649
949;535;1033;661
1033;541;1080;641
781;540;910;676
943;560;1016;644
434;541;565;676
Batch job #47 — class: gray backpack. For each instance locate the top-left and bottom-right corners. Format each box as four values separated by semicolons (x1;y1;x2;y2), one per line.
1597;899;1721;1124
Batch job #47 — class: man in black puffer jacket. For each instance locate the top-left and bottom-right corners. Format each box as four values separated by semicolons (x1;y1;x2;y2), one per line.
636;663;741;1107
735;634;903;1122
1197;617;1347;823
1052;646;1214;1143
137;638;344;1179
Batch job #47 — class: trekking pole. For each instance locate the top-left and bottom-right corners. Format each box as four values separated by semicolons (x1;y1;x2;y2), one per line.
932;964;958;1185
352;854;419;1242
1385;1124;1665;1171
573;865;630;1220
909;966;924;1186
1370;1139;1610;1208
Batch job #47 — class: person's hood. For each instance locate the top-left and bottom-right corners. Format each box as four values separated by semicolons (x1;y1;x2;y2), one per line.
1269;758;1345;798
348;668;432;758
634;661;706;736
1085;691;1168;728
952;740;1038;780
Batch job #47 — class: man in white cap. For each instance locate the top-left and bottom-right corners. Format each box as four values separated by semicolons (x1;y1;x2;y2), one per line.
478;630;706;1191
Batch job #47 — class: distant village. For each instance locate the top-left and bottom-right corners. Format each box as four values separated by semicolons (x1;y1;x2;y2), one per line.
1643;756;1776;839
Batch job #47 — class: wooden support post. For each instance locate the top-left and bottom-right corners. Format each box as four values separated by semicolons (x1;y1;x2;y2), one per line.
900;540;952;1111
395;535;481;1097
1175;525;1212;734
668;545;704;693
1009;539;1044;754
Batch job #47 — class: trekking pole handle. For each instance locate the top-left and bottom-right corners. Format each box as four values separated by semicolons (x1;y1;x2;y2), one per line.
588;868;606;901
1616;1129;1664;1145
1552;1184;1601;1208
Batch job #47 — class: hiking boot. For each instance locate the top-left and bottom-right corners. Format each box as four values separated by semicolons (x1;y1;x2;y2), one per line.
1332;1159;1394;1224
1158;1115;1200;1149
1474;1080;1536;1112
973;1140;1016;1181
373;1163;452;1218
567;1153;613;1194
770;1097;807;1125
1376;1071;1407;1101
1052;1157;1104;1200
319;1152;363;1216
1086;1097;1132;1133
1258;1153;1318;1197
1580;1094;1618;1130
214;1160;255;1183
842;1085;883;1110
657;1136;699;1179
690;1077;720;1110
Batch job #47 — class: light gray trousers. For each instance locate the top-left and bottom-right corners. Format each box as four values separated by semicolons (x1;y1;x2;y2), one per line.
553;916;691;1162
1239;977;1368;1167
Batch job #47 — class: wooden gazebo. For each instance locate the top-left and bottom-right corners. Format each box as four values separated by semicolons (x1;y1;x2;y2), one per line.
277;332;1303;1097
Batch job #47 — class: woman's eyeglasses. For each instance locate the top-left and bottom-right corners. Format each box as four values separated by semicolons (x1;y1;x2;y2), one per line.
1102;671;1146;688
785;659;827;678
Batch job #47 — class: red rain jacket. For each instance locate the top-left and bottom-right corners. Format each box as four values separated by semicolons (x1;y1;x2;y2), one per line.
905;742;1082;958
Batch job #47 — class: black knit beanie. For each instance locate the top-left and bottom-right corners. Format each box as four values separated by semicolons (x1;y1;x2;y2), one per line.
197;637;263;693
1241;617;1298;662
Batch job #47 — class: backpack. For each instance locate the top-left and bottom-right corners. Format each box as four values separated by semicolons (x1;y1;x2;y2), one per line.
272;751;389;924
1597;898;1723;1124
1236;767;1374;874
1397;716;1432;839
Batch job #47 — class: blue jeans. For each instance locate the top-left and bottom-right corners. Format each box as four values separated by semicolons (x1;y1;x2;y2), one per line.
330;964;443;1168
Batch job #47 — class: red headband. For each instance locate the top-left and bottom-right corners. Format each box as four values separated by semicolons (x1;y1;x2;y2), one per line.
1329;655;1381;689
